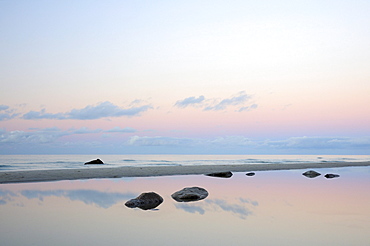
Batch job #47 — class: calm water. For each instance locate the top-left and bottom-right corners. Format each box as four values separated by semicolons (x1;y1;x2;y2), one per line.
0;166;369;246
1;154;370;171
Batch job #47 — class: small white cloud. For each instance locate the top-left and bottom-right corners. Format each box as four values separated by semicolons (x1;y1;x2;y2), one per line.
22;101;153;120
204;91;252;111
238;103;258;112
0;105;20;121
174;96;205;108
174;91;257;112
66;101;152;119
22;109;66;120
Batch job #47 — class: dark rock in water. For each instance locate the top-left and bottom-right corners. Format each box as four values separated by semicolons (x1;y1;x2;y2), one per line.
206;171;233;178
84;159;104;165
125;192;163;210
302;170;321;178
325;173;340;179
246;172;255;176
171;187;208;202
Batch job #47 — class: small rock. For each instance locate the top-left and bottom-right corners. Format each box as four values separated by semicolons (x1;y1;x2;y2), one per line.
84;159;104;165
206;171;233;178
302;170;321;178
246;172;255;176
125;192;163;210
171;187;208;202
324;173;340;179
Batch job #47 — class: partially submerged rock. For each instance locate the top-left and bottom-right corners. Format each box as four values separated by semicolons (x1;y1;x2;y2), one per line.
325;173;340;179
171;187;208;202
84;159;104;165
125;192;163;210
302;170;321;178
206;171;233;178
246;172;255;176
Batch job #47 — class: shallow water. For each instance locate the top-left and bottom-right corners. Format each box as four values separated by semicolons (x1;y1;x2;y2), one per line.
1;154;370;171
0;166;369;245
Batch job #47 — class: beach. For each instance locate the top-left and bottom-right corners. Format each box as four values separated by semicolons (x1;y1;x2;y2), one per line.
1;161;370;183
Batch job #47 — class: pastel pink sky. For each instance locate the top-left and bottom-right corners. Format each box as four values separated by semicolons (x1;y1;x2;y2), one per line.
1;1;370;154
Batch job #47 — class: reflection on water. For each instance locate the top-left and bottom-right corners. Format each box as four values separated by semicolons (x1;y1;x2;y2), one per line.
0;167;369;246
176;198;258;219
21;189;135;209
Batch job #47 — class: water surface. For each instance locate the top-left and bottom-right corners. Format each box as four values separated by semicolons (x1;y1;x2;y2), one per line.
0;166;369;245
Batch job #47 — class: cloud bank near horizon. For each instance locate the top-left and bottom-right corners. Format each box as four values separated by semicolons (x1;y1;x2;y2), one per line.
1;127;369;154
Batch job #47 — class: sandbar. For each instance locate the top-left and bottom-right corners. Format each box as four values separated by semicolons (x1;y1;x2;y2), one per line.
1;161;370;183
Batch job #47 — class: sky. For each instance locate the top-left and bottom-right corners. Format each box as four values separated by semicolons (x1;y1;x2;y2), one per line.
1;0;370;154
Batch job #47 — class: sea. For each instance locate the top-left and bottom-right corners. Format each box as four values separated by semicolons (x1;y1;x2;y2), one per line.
1;154;369;171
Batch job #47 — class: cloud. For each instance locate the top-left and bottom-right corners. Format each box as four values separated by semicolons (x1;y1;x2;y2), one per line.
0;105;9;111
174;96;205;108
174;91;257;112
105;127;137;133
0;129;67;144
72;127;102;134
0;126;136;146
22;109;66;120
124;135;370;154
0;104;20;121
126;136;196;146
204;91;252;111
264;136;370;150
67;101;152;120
208;136;256;146
126;135;255;147
1;128;370;154
19;189;135;208
22;101;152;120
238;103;258;112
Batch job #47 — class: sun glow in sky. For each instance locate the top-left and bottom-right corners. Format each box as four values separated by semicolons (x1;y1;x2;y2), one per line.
1;0;370;154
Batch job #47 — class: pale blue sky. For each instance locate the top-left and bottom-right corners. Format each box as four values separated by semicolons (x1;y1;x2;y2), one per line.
1;1;370;154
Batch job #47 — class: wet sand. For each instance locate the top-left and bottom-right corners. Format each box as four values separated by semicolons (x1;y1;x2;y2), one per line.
1;161;370;183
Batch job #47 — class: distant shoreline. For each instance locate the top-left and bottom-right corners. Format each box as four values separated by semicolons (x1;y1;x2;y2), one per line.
1;161;370;184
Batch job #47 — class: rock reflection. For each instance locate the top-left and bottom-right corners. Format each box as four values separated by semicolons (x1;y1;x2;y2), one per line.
206;171;233;178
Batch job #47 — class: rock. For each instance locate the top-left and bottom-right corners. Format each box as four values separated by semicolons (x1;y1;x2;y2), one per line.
125;192;163;210
171;187;208;202
206;171;233;178
246;172;255;176
84;159;104;165
302;170;321;178
325;173;340;179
